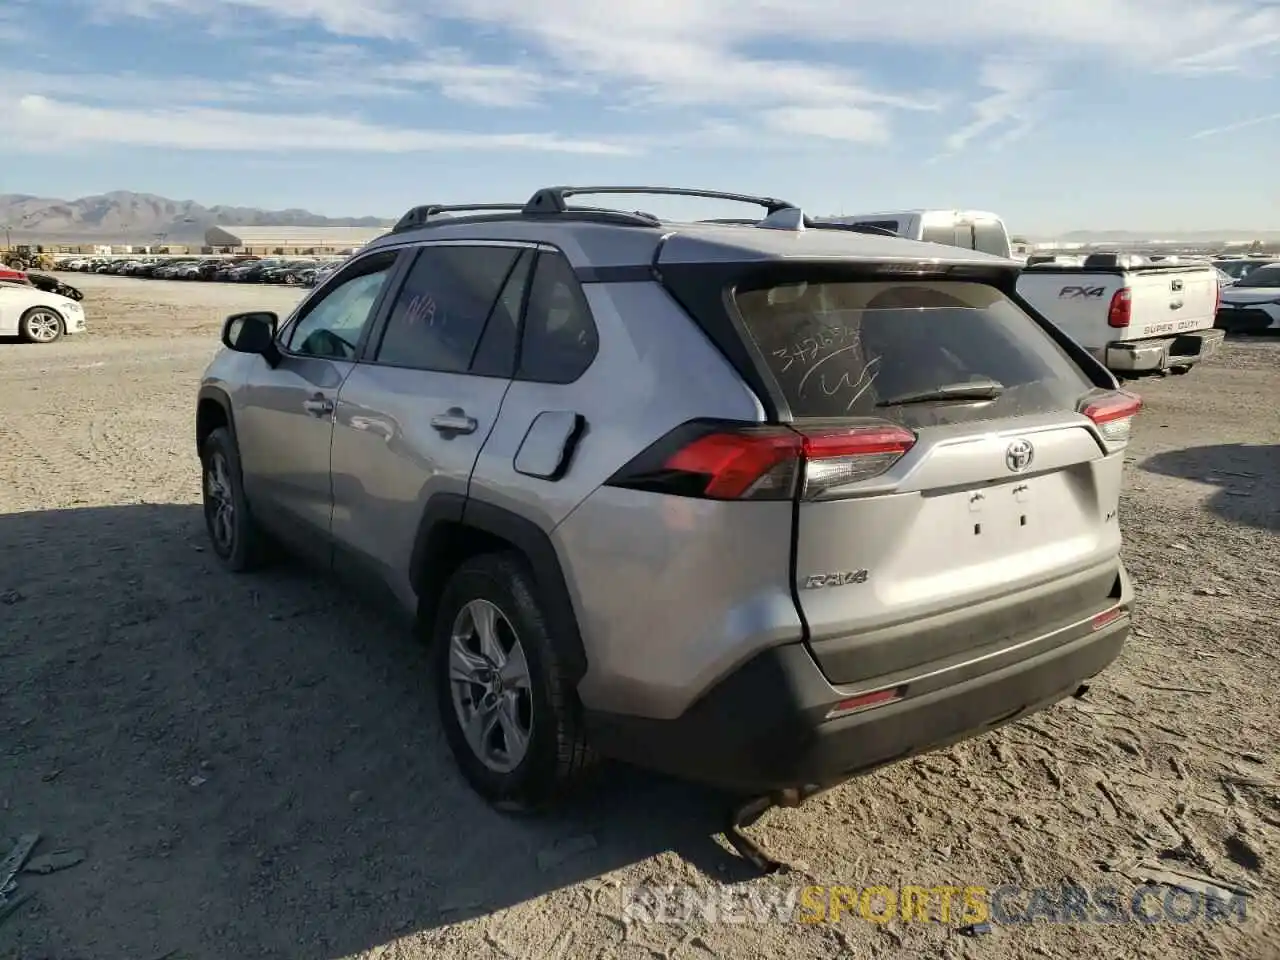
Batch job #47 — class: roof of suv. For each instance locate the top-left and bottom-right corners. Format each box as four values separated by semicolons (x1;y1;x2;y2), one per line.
361;185;1022;271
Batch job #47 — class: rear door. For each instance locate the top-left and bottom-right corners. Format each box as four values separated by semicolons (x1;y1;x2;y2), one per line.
731;276;1128;686
328;241;532;612
1125;267;1219;339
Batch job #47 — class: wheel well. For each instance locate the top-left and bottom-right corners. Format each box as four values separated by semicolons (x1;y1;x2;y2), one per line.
413;520;516;634
196;396;229;454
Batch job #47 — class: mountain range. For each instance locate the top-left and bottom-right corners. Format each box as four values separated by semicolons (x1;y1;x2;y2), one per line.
0;191;393;244
1;190;1276;245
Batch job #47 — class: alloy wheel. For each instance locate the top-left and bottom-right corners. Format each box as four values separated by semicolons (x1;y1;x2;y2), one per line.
448;598;533;773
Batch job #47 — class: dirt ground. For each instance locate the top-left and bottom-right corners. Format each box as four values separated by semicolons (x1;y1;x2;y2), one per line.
1;274;1277;960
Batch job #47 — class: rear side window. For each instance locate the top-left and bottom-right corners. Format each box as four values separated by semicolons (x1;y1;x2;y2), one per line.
733;280;1093;428
921;223;964;247
374;245;519;372
470;249;534;377
973;221;1010;258
516;253;598;383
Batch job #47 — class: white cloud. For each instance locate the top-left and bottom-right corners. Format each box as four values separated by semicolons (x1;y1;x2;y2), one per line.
762;107;891;144
1191;111;1280;138
938;58;1046;157
0;95;633;154
110;0;415;38
56;0;1280;156
372;47;585;108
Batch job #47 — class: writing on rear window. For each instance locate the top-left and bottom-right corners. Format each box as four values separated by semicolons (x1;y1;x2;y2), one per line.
770;324;861;370
733;279;1094;427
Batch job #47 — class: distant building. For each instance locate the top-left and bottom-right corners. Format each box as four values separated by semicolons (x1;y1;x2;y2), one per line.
204;225;389;255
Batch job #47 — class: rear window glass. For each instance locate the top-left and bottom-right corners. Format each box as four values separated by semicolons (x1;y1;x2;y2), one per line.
733;280;1093;428
973;221;1010;258
1242;265;1280;287
921;224;963;246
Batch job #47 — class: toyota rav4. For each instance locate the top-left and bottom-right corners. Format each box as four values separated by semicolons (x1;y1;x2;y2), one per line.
195;186;1139;868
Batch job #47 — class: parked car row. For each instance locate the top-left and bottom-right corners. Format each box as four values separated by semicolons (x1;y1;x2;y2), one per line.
1212;255;1280;284
56;255;346;287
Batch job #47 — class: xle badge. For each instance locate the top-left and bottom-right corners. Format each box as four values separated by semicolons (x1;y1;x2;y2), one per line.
803;570;869;589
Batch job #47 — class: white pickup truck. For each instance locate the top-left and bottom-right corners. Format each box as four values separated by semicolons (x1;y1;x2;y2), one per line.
816;209;1013;259
1016;253;1225;376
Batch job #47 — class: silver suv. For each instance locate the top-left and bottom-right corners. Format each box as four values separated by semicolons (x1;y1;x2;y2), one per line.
196;187;1138;867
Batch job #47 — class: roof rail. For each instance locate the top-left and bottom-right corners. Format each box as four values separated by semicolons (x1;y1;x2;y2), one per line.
522;186;797;217
392;203;525;234
697;216;901;238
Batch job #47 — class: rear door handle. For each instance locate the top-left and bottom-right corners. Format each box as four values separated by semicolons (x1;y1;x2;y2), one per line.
303;395;334;417
431;409;478;434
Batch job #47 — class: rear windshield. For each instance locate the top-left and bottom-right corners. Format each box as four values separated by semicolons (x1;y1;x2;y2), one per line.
733;279;1094;428
1242;265;1280;288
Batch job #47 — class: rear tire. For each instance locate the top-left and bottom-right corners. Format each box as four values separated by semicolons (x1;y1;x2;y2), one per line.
433;552;594;811
200;426;270;572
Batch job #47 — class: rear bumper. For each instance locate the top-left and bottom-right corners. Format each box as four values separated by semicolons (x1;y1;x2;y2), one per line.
585;593;1131;795
1103;329;1225;372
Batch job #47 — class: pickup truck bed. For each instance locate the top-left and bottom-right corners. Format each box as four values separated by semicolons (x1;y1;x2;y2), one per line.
1017;260;1224;376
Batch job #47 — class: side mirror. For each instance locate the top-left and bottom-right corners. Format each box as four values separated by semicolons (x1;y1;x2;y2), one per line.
222;311;280;365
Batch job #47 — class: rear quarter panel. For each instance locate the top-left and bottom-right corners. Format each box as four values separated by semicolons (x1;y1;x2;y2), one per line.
470;280;802;720
1015;271;1124;351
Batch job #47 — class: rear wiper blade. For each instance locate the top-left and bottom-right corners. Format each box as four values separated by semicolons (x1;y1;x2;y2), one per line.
877;380;1005;406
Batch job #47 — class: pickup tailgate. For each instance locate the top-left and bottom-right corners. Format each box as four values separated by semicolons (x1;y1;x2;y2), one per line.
1016;265;1218;349
1124;267;1218;340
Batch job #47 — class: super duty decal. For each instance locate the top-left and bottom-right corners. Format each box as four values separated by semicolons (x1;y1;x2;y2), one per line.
1143;318;1206;336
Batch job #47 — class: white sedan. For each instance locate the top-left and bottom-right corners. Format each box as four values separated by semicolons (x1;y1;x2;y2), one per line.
0;280;87;343
1216;263;1280;335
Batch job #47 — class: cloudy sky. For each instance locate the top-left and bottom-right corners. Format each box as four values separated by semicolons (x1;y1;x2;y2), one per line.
0;0;1277;233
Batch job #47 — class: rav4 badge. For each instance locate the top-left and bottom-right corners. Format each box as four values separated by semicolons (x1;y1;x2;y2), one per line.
803;570;869;589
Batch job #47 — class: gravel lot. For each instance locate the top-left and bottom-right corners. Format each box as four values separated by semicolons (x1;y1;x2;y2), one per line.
2;274;1277;960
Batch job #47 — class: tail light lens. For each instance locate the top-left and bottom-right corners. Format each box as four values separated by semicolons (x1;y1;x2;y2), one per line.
1107;288;1132;328
1080;390;1142;450
605;420;917;501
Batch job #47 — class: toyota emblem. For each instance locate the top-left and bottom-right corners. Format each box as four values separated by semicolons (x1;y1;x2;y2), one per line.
1005;439;1034;473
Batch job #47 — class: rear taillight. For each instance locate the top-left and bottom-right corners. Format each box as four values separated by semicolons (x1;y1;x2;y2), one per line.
1107;288;1132;328
1081;390;1142;449
605;420;917;501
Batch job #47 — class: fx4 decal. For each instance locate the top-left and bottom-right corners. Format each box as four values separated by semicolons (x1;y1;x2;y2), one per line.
1058;285;1108;299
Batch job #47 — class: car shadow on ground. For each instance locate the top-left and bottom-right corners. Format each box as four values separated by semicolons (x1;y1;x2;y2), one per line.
0;503;764;960
1140;443;1280;532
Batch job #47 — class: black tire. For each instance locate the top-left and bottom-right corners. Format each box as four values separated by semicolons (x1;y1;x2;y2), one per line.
18;307;64;344
433;552;594;811
200;426;269;571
